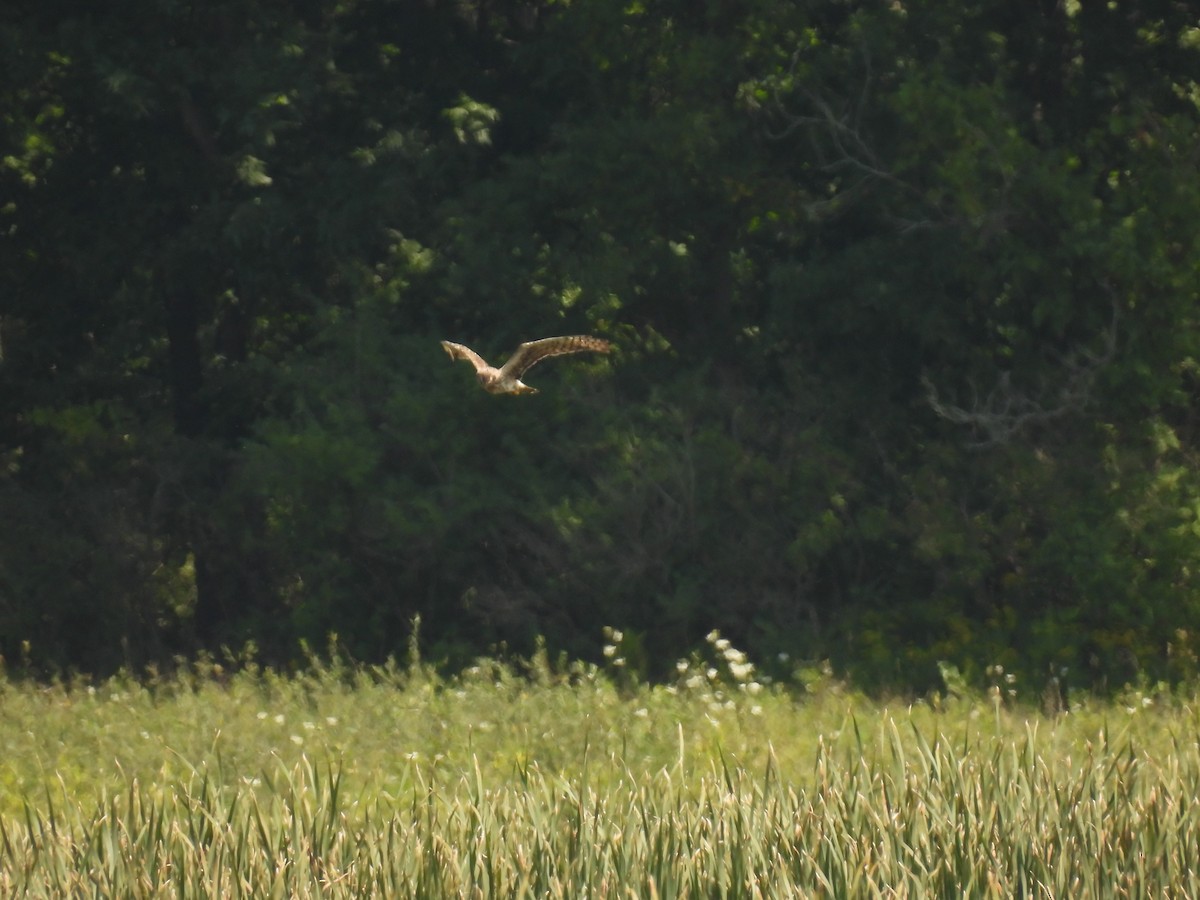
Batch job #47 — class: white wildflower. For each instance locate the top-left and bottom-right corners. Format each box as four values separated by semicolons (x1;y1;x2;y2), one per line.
729;661;755;681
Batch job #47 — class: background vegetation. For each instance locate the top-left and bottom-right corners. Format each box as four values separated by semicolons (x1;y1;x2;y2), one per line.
3;0;1200;692
2;646;1200;896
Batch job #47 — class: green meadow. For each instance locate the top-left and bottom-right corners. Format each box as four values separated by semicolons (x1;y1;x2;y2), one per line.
2;636;1199;897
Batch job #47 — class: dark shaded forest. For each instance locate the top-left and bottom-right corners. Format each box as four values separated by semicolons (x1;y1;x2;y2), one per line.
3;0;1199;691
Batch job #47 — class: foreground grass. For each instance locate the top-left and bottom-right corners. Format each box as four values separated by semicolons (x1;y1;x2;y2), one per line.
1;643;1199;896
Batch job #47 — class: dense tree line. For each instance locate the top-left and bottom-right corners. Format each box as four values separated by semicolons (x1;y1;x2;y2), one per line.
3;0;1199;691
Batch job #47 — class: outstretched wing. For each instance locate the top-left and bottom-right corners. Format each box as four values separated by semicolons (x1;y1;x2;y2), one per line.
441;340;492;374
499;335;611;380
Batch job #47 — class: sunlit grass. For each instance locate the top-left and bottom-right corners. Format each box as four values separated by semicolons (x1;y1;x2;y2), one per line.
2;632;1200;896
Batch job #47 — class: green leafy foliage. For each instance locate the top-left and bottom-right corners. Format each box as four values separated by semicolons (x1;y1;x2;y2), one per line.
2;0;1199;691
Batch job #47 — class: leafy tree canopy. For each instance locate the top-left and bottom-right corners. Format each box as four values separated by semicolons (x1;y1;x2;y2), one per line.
2;0;1199;691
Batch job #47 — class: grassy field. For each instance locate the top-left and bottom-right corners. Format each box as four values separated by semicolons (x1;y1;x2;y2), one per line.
1;634;1199;897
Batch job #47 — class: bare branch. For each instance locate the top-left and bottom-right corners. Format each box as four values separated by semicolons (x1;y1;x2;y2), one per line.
764;47;903;184
760;44;1020;237
925;292;1120;447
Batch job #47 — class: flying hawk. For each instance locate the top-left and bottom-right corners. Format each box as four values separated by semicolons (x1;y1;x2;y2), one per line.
441;335;611;395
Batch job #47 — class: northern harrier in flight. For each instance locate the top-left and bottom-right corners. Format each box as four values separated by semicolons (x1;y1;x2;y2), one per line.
441;335;611;395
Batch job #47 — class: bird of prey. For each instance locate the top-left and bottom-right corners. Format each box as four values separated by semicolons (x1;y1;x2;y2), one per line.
441;335;611;395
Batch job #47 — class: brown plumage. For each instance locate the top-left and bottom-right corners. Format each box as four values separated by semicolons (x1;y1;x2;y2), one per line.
441;335;611;395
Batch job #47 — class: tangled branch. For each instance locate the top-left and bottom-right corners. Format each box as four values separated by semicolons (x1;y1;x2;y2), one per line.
924;293;1120;447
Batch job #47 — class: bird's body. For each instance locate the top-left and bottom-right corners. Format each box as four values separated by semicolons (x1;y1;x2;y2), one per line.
441;335;611;395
